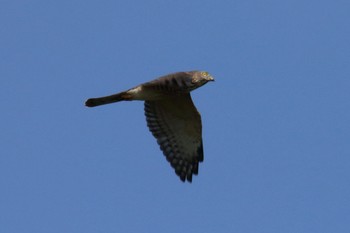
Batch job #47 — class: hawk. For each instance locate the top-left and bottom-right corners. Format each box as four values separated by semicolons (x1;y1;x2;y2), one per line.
85;71;214;182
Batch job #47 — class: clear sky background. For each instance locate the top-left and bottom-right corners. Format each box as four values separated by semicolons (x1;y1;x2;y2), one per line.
1;0;349;232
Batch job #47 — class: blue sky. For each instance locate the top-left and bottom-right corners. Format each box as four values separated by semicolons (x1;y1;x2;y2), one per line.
1;0;350;232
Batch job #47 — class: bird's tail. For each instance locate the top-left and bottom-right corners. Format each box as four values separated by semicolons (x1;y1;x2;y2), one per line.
85;91;128;107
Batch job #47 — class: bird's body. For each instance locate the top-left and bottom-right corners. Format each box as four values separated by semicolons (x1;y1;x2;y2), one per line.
85;71;214;182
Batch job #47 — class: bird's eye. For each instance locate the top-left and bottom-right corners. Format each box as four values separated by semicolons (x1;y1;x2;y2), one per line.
201;71;208;77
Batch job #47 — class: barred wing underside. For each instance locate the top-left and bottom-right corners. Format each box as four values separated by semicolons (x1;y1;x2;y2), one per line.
144;95;203;182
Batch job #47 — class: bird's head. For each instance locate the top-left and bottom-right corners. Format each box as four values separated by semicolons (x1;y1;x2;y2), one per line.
191;71;215;87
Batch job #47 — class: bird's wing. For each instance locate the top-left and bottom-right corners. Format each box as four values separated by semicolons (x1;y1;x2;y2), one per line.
144;94;203;182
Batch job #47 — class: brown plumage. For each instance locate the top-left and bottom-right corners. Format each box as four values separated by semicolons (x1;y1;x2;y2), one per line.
85;71;214;182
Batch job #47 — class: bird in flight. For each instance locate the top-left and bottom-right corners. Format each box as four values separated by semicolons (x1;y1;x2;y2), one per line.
85;71;214;182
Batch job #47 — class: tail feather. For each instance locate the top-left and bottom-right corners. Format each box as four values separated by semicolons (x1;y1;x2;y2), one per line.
85;92;126;107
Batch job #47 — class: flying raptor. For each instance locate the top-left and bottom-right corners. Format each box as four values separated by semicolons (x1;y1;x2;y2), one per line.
85;71;214;182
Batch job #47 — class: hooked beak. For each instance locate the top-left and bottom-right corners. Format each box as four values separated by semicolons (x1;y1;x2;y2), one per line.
207;76;215;82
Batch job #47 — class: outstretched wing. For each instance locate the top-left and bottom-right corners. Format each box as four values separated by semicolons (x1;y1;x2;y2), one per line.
144;94;203;182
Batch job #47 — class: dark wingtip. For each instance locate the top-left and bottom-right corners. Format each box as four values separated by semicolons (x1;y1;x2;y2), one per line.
186;174;193;183
197;142;204;162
